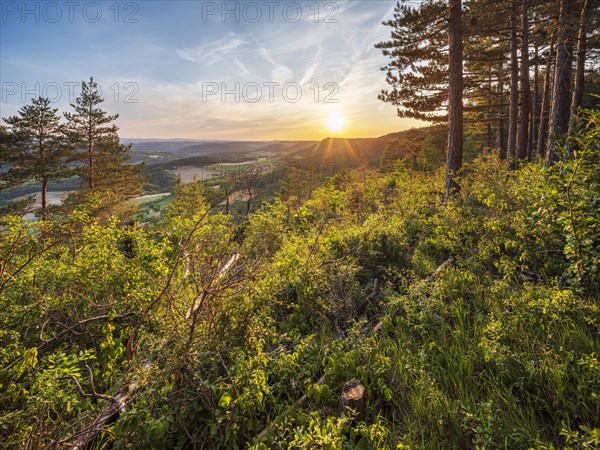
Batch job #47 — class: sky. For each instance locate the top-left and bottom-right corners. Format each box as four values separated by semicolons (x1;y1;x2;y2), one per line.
0;1;424;140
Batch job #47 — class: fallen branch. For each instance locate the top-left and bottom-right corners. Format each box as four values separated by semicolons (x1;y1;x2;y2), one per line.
426;256;455;282
55;362;150;450
186;252;242;320
67;363;115;403
68;376;115;403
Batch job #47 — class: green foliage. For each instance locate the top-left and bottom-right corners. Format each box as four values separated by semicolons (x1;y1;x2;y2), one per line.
542;109;600;293
380;126;446;173
1;120;599;448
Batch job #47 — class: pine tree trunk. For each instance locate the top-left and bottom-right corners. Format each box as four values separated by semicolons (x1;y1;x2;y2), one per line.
546;0;578;166
516;0;530;163
41;175;48;220
87;107;95;191
508;0;519;168
89;142;94;190
537;35;555;159
497;64;507;159
529;41;539;162
568;0;590;142
487;70;493;149
444;0;463;202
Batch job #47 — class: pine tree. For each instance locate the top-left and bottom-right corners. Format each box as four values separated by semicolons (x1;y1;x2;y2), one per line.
64;77;118;191
445;0;464;201
462;0;511;159
507;0;520;167
568;0;594;143
64;77;144;210
546;0;579;166
376;1;448;122
0;125;25;190
516;0;531;163
2;97;73;220
537;34;556;159
0;126;35;216
377;0;464;200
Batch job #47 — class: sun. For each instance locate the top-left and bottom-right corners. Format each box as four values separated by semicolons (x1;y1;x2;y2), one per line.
326;114;347;133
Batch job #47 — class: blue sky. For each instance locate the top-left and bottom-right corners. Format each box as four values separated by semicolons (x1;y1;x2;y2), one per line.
1;1;423;139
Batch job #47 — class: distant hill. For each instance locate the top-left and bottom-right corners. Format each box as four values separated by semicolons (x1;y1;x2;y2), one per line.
281;126;446;169
136;127;447;194
127;139;315;157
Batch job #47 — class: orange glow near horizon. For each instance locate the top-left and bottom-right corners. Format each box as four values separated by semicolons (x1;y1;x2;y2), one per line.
120;115;425;142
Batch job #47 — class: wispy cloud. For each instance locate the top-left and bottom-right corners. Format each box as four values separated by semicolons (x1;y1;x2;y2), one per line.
176;33;249;64
1;0;421;139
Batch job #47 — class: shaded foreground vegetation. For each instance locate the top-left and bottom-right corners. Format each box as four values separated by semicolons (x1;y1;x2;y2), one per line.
0;110;598;449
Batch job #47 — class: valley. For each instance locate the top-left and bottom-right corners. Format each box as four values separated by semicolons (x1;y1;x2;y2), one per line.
2;129;448;222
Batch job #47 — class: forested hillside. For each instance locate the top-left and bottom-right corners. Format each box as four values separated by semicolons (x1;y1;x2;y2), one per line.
1;0;599;448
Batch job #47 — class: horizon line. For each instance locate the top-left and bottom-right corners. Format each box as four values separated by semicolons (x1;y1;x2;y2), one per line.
120;132;406;142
